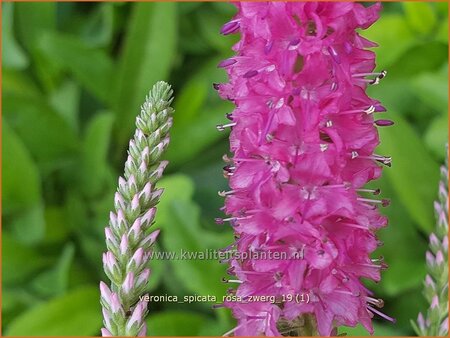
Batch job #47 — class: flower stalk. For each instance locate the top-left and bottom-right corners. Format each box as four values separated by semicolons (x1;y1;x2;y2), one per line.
216;2;393;336
413;146;448;336
100;81;174;336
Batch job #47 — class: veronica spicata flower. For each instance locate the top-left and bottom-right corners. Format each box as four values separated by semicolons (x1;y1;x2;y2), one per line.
413;146;448;336
100;82;174;336
215;2;394;336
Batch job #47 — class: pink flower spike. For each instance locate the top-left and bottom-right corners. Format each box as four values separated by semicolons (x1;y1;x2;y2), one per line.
128;175;137;190
105;228;117;246
130;248;144;268
417;313;426;331
429;233;439;247
140;182;152;200
221;20;240;35
126;300;147;332
217;2;390;336
101;328;113;337
140;208;156;228
414;150;448;336
120;234;129;256
425;274;436;290
426;251;435;267
131;194;140;211
151;188;164;201
123;272;135;295
103;252;117;272
114;192;125;210
374;104;387;112
431;295;439;309
117;209;127;228
118;177;127;191
102;308;113;331
138;325;147;337
99;281;112;303
435;250;444;266
129;219;142;241
439;318;448;336
109;212;117;226
100;82;174;335
136;268;151;288
218;58;237;68
140;229;160;248
110;293;123;314
374;119;394;127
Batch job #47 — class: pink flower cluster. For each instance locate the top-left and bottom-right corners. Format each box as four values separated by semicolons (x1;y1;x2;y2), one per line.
216;2;394;336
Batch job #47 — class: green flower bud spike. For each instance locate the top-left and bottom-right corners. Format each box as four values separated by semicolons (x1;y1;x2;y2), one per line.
100;81;174;336
412;144;448;336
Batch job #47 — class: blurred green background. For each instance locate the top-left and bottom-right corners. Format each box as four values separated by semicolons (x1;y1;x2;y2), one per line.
1;1;448;336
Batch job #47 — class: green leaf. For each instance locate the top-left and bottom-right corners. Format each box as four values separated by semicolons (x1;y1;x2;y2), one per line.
160;56;241;166
9;204;46;245
377;113;440;232
436;1;449;17
68;261;98;290
198;318;234;336
367;79;419;117
81;3;114;48
387;42;448;79
14;2;56;52
178;2;203;14
2;233;52;286
2;69;40;99
80;113;115;198
173;79;208;125
212;2;238;16
147;243;164;291
195;6;239;53
364;14;414;68
161;199;228;300
36;32;114;104
2;120;41;213
436;17;449;44
15;2;59;91
342;322;406;336
64;193;104;272
403;2;437;35
2;2;29;69
2;288;39;317
166;102;231;166
410;69;448;114
155;174;195;226
65;192;89;234
78;233;105;274
146;311;206;336
49;81;81;133
114;2;177;150
43;207;71;244
367;178;427;296
171;56;231;124
3;94;79;172
6;287;102;336
425;113;449;161
388;287;428;333
2;119;45;244
90;184;115;237
31;243;75;298
179;14;211;54
171;55;231;121
189;160;230;223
